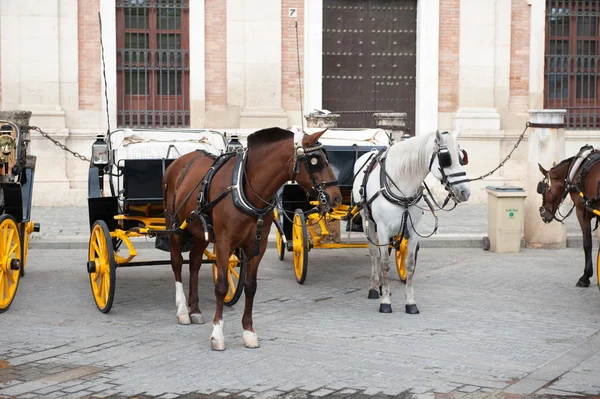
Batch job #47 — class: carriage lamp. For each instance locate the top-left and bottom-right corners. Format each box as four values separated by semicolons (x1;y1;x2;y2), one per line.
0;125;16;164
92;135;109;167
227;134;244;152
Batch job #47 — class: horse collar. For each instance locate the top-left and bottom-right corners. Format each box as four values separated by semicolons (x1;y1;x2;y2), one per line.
231;150;275;217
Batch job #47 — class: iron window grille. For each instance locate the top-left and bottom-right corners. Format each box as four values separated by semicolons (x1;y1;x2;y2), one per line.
545;0;600;129
116;0;190;128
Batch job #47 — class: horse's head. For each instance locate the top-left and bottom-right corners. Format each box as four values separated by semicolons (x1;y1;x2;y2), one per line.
429;129;471;203
292;129;342;213
537;163;568;223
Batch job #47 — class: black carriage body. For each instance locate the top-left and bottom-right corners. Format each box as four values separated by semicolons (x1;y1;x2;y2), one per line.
88;158;174;229
280;144;385;240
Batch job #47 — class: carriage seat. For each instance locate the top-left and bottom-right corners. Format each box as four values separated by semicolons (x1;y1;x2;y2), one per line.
109;129;227;214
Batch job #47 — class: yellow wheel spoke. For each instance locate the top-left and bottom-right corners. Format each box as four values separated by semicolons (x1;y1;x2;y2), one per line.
3;273;8;299
8;270;16;285
8;243;18;257
92;241;101;257
6;228;14;252
229;266;239;280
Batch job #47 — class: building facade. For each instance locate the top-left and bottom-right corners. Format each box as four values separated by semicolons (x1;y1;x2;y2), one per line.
0;0;598;204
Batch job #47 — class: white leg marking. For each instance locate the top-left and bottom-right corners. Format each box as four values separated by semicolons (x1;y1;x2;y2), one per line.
210;320;226;351
243;330;260;348
175;282;191;325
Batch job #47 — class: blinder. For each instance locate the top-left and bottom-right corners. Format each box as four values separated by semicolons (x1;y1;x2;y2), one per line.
537;180;547;195
459;149;468;166
437;147;452;168
292;142;338;208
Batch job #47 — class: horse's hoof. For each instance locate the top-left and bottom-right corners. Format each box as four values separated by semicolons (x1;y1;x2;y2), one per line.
210;338;226;351
379;303;392;313
177;314;192;325
368;289;379;299
190;313;205;324
243;330;260;348
405;304;420;314
576;279;590;288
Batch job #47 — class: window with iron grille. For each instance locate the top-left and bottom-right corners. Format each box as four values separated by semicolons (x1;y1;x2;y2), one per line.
116;0;190;128
545;0;600;129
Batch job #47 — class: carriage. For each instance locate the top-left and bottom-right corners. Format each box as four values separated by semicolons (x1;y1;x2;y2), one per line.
0;119;39;312
86;128;246;313
273;127;409;284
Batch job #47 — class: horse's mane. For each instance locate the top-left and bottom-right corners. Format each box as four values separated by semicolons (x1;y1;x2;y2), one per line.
386;131;435;177
247;127;293;149
550;156;575;178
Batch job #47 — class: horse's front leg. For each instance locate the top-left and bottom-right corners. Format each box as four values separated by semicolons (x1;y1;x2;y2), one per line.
188;237;209;324
210;241;233;351
169;234;191;324
365;212;381;299
404;237;420;314
377;229;393;313
241;236;269;349
576;208;594;287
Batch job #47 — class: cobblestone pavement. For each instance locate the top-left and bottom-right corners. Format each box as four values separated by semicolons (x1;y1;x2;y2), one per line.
2;246;600;398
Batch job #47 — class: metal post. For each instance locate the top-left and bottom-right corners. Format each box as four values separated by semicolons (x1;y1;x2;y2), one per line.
524;109;567;249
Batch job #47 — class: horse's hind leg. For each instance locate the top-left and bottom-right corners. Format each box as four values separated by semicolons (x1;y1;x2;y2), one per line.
404;237;420;314
576;208;594;287
188;237;209;324
170;234;191;324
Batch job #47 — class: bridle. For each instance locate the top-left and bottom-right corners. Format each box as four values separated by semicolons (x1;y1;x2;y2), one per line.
537;176;573;223
292;141;338;210
428;132;469;203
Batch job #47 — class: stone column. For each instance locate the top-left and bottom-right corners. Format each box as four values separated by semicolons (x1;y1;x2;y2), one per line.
373;112;408;144
524;109;567;249
239;0;288;128
528;0;546;109
1;0;71;205
305;113;339;129
453;0;503;131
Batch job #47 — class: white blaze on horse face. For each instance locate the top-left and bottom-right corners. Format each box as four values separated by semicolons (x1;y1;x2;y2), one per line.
175;282;191;324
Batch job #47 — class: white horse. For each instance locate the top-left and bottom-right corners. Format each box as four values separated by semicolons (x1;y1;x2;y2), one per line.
352;129;471;313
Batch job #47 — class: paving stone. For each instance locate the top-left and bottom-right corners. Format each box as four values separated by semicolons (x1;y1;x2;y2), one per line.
311;388;334;397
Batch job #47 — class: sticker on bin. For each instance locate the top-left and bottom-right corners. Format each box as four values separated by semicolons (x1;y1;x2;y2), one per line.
506;208;518;219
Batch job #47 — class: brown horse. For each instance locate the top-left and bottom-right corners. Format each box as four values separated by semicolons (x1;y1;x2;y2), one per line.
538;146;600;288
163;127;341;350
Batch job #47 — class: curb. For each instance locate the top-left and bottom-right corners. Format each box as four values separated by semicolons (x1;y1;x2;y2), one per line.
29;235;588;250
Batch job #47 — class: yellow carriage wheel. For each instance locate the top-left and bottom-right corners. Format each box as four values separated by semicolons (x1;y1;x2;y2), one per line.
212;248;246;307
88;220;116;313
395;238;408;284
292;209;308;284
0;215;22;313
274;208;285;261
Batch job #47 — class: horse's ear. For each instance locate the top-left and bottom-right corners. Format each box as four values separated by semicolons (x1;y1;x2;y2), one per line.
303;128;328;146
452;126;463;141
538;163;549;177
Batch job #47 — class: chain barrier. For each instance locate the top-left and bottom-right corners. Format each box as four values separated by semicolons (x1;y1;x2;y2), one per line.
27;126;91;163
466;122;531;183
